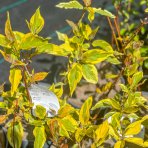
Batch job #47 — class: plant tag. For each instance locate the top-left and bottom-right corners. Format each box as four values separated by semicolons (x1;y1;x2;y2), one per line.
28;84;60;117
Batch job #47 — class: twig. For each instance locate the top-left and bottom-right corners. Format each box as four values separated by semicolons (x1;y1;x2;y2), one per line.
107;17;120;51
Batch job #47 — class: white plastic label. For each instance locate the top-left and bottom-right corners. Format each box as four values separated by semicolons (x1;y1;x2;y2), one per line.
28;83;60;117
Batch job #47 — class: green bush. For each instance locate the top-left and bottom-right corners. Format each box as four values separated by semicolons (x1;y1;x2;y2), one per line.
0;0;148;147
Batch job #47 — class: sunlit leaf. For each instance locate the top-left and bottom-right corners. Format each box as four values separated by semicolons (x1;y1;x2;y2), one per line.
87;7;95;23
33;126;46;148
91;99;111;110
82;49;112;64
20;33;48;50
92;40;113;52
68;63;82;96
0;50;25;65
75;128;86;142
82;64;98;84
7;122;24;148
56;31;68;41
5;12;15;42
31;72;48;83
37;43;70;56
59;122;70;138
9;68;22;95
28;8;44;34
93;8;115;18
58;104;75;118
56;1;83;9
0;34;11;48
125;137;145;147
0;115;7;124
79;96;92;125
95;120;109;141
114;140;125;148
34;105;46;119
125;120;142;136
60;115;78;133
131;71;143;88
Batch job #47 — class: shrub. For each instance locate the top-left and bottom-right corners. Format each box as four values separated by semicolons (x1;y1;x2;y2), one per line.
0;0;148;147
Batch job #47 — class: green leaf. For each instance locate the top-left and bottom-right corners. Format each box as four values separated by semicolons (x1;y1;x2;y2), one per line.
109;125;120;141
7;122;24;148
91;99;111;110
82;49;112;64
119;84;129;93
131;71;143;88
92;40;113;52
93;8;115;18
59;123;70;138
79;96;92;125
75;128;86;142
9;68;22;95
0;102;7;109
34;105;46;119
56;1;83;10
5;12;15;42
106;56;121;65
95;120;109;141
37;43;70;56
28;8;44;34
125;121;142;136
68;63;82;96
0;34;10;48
33;126;46;148
60;115;78;133
20;33;47;50
82;64;98;84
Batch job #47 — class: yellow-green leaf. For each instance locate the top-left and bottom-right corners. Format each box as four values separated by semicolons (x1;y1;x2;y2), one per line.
87;8;95;22
82;64;98;84
114;141;125;148
34;105;46;119
7;122;24;148
56;31;68;41
0;34;10;48
125;121;141;136
92;40;113;52
20;33;47;50
125;137;145;147
28;8;44;34
33;126;46;148
95;120;109;141
0;50;25;66
56;1;83;9
37;43;70;56
60;115;78;133
131;71;143;88
59;122;70;138
75;128;86;142
68;63;82;96
79;96;92;125
9;68;22;95
93;8;115;18
31;72;48;83
91;99;111;110
5;12;15;42
82;49;112;64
